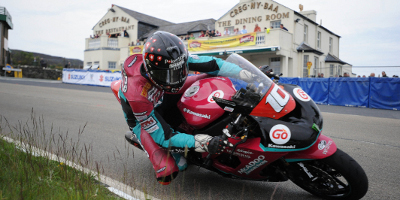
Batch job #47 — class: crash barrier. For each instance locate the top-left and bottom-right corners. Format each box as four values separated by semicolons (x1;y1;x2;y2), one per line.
62;69;121;87
279;77;400;110
2;67;23;78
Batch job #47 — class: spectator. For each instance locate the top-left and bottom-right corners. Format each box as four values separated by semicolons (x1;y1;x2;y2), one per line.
215;30;222;36
189;33;195;40
199;31;205;38
64;62;71;68
369;73;375;77
184;34;190;40
264;27;271;34
209;30;215;37
362;75;366;77
254;24;261;32
321;73;324;78
233;28;239;35
90;35;94;39
343;72;350;77
317;73;321;78
40;58;47;67
224;28;230;36
393;75;399;78
124;30;129;37
357;75;361;77
382;71;388;77
205;30;210;37
136;39;141;46
131;41;135;46
280;24;288;31
241;25;248;34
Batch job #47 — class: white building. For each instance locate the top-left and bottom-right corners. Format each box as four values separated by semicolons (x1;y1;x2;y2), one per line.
84;0;352;77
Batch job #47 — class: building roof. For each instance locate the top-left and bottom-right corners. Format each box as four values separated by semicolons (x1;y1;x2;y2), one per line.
115;5;175;27
0;7;13;29
325;53;350;65
294;11;341;38
141;19;216;38
296;42;324;55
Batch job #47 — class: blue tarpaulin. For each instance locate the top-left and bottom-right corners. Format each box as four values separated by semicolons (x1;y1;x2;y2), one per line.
298;78;330;104
369;77;400;110
328;78;370;107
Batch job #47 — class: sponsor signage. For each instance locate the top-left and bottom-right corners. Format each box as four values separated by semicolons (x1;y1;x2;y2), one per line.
129;46;144;55
188;32;257;52
62;70;122;87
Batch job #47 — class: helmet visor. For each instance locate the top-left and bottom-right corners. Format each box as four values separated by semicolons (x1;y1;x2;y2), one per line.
150;64;188;86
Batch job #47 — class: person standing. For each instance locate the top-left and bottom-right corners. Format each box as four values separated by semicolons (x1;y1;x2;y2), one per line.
254;24;261;32
280;24;288;31
241;25;248;34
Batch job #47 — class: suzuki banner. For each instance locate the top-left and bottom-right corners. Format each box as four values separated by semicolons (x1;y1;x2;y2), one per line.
129;45;144;55
62;69;121;87
188;32;257;52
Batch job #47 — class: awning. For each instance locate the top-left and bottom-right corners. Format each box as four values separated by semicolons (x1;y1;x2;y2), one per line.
296;42;324;55
325;53;350;65
190;46;280;56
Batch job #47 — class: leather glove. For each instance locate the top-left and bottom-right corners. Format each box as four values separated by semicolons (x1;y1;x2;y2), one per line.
194;134;233;154
239;70;255;82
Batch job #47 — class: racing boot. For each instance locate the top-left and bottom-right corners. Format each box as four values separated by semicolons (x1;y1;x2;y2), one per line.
138;128;179;185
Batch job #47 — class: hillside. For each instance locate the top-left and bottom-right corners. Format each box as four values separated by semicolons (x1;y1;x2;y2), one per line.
10;49;83;68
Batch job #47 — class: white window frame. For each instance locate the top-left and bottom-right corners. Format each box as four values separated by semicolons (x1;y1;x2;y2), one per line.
271;21;281;29
317;31;321;49
303;55;309;77
304;25;308;43
314;56;319;75
108;61;117;69
329;37;333;53
330;64;334;77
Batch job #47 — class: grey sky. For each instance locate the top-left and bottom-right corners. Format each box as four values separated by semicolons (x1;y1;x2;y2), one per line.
2;0;400;75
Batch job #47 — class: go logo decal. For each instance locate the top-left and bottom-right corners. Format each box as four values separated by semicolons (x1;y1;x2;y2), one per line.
269;124;291;144
208;90;224;103
266;85;289;112
293;88;311;102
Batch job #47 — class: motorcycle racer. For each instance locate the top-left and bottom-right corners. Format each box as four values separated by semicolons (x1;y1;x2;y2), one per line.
118;31;251;184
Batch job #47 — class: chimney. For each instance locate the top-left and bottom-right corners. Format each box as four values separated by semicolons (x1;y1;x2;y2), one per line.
300;10;317;23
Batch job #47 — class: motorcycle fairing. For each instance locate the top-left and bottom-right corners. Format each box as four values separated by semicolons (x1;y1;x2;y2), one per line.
253;84;323;151
212;137;288;179
250;83;296;119
284;134;337;160
111;80;122;103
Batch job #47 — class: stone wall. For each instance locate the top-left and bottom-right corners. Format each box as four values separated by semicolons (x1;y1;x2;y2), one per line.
2;65;62;80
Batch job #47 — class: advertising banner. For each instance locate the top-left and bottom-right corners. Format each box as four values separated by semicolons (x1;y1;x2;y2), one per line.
62;69;121;87
129;45;144;55
188;32;257;52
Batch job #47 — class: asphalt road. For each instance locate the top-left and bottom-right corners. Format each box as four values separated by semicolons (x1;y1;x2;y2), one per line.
1;77;399;200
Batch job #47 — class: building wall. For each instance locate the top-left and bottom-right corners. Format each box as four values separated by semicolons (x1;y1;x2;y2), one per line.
216;0;294;36
92;6;139;44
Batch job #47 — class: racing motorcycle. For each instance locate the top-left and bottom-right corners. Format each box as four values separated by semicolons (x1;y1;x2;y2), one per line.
111;53;368;199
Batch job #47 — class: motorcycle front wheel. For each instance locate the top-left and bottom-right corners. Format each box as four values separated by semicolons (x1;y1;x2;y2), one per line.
288;148;368;200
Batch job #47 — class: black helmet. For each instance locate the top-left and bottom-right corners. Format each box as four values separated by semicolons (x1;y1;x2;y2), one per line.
259;65;273;74
143;31;188;93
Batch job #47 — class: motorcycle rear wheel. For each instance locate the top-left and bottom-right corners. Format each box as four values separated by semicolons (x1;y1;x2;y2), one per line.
288;148;368;200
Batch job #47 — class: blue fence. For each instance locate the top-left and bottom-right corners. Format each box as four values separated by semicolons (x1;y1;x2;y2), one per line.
279;77;400;110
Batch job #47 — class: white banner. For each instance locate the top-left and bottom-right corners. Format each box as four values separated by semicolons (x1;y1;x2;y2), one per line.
62;69;121;87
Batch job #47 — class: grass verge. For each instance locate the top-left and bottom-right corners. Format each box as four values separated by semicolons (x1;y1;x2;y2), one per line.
0;137;121;199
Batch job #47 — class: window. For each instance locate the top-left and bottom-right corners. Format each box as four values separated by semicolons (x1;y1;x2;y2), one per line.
303;55;309;77
317;32;321;49
93;61;100;69
271;21;281;29
270;57;281;75
330;64;334;77
304;25;308;43
108;62;116;69
329;37;333;53
87;62;92;66
338;65;342;76
314;56;319;75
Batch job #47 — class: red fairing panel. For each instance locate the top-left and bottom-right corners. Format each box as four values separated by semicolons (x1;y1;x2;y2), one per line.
178;77;236;129
111;80;122;104
285;134;338;160
250;83;296;119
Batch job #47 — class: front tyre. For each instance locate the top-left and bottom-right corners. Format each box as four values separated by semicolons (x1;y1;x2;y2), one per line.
288;149;368;200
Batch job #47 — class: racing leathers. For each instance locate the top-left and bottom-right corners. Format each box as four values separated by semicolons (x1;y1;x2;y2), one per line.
118;53;243;184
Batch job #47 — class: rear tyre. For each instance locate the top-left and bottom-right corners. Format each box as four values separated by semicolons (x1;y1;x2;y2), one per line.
288;149;368;200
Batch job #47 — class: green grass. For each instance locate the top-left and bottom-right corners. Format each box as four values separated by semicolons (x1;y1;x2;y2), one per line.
0;138;121;200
